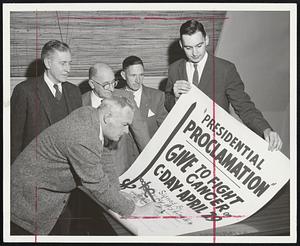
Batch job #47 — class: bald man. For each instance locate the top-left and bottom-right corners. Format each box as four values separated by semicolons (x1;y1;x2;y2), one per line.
82;63;150;173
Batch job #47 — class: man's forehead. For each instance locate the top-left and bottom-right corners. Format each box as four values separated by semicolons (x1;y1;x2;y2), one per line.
50;50;71;60
126;64;144;73
94;69;114;82
120;106;133;117
182;31;205;43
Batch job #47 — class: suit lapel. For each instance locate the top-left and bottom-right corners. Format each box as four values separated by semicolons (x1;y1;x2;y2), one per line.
62;83;73;113
199;54;213;91
36;76;53;124
139;85;149;118
179;59;188;81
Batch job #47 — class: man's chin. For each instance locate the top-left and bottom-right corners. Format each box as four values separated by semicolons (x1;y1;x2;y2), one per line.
190;58;201;63
60;76;69;82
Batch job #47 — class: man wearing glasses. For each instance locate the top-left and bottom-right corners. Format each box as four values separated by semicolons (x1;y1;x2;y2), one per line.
83;63;118;108
82;63;150;156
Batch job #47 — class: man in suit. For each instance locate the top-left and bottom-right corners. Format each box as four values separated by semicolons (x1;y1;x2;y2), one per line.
82;62;151;174
118;55;168;174
11;97;156;235
10;40;82;234
121;55;168;138
165;19;282;151
11;39;82;163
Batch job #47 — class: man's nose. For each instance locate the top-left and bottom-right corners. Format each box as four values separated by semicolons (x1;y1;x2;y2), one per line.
64;63;71;72
192;47;199;56
135;75;142;83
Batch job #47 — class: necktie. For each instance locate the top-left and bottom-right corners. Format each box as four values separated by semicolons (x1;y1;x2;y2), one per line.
192;63;199;86
53;84;62;100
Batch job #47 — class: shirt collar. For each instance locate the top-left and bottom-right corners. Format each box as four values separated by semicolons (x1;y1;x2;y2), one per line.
91;90;103;108
187;51;208;68
44;72;62;95
126;86;143;107
99;121;104;145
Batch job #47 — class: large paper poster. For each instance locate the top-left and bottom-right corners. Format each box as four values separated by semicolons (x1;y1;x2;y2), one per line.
108;85;290;236
108;87;289;235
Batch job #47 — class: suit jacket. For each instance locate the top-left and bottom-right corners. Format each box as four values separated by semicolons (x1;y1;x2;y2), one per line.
165;55;271;137
139;85;168;138
11;76;82;162
11;106;135;234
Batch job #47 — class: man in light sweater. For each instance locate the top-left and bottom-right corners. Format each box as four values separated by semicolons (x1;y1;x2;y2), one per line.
11;96;156;235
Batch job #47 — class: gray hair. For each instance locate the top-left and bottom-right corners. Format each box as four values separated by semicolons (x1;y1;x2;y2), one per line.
99;96;135;113
41;40;70;60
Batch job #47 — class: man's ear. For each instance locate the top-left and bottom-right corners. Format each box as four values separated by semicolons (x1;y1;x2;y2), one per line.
205;35;209;46
103;113;111;125
120;71;126;80
179;39;183;49
43;57;51;70
88;79;94;89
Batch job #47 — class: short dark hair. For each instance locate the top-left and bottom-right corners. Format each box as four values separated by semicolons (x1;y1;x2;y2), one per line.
122;55;144;70
41;40;70;61
180;20;206;39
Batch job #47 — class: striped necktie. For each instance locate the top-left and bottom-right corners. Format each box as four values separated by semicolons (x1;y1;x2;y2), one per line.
192;63;199;86
53;84;62;100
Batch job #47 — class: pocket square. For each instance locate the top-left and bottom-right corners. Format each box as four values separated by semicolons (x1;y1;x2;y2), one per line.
148;109;155;117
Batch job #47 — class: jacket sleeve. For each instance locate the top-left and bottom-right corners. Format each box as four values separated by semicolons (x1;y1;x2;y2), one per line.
155;92;168;127
225;63;272;137
67;143;135;216
11;85;27;163
164;65;176;112
73;85;83;108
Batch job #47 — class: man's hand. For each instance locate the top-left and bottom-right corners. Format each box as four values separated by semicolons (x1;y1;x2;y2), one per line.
263;128;282;151
173;80;191;98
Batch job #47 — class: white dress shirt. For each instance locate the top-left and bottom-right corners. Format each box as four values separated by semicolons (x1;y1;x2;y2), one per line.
44;73;62;96
129;86;143;108
91;91;103;108
186;51;208;85
99;123;104;146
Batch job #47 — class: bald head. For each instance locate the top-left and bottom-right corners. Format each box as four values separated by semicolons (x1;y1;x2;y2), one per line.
89;63;114;81
89;63;115;99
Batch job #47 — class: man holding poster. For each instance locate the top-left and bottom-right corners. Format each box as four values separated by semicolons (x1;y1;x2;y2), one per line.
112;86;289;236
164;19;282;151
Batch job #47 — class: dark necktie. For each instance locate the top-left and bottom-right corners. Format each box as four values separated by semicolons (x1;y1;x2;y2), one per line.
192;63;199;86
53;84;62;100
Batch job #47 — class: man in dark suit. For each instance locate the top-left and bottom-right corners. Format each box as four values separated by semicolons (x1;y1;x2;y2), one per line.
11;40;82;163
121;55;168;138
165;19;282;151
11;97;156;235
10;40;82;235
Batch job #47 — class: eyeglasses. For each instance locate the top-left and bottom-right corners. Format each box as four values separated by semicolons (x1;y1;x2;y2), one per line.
90;78;118;90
